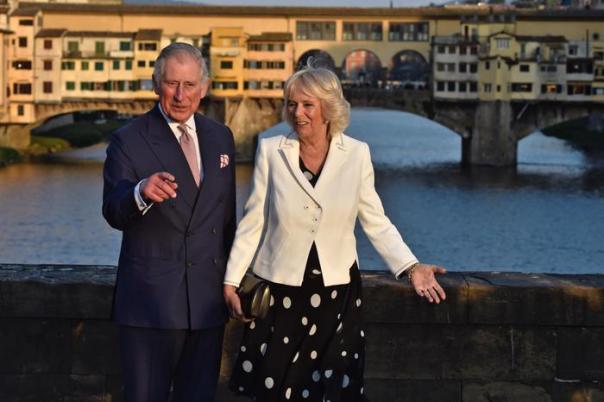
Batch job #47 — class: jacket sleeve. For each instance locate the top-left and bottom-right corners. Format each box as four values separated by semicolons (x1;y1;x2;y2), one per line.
224;138;270;287
357;143;418;277
102;133;143;231
223;128;237;255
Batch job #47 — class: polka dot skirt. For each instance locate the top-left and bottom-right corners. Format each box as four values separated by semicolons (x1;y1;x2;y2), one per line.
229;159;369;402
229;252;368;402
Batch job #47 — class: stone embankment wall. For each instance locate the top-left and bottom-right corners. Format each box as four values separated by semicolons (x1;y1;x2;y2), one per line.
0;264;603;402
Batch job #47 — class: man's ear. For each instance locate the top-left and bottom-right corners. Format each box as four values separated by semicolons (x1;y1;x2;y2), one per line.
152;77;160;96
200;79;210;99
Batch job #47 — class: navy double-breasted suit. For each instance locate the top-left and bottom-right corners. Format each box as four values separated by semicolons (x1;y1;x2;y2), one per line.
103;105;236;331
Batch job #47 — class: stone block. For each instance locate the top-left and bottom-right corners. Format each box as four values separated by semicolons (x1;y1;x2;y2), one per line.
462;381;552;402
465;272;604;326
71;320;121;375
551;381;604;402
362;272;468;325
364;378;461;402
0;374;108;402
0;318;74;374
365;324;555;381
558;328;604;381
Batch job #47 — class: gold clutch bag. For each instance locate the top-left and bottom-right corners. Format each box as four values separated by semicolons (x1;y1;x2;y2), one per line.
237;273;271;320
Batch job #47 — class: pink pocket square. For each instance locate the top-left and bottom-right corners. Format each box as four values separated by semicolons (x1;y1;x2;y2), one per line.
220;154;230;168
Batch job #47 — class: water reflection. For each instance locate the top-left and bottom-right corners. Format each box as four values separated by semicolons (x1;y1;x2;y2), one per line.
1;108;602;273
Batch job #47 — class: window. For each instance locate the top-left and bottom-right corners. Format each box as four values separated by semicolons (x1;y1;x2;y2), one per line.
80;82;92;91
43;81;53;94
296;21;336;41
113;60;120;70
569;45;578;56
436;63;445;72
125;60;133;70
119;41;132;51
43;40;52;50
95;41;105;55
447;81;456;92
18;37;28;48
485;61;491;70
459;82;467;92
212;81;238;90
17;105;24;116
459;45;467;55
137;60;146;68
149;61;155;67
343;22;382;41
43;60;52;71
81;61;89;71
519;64;530;72
19;19;33;26
593;32;600;41
447;63;455;72
248;43;285;51
469;82;477;92
495;38;510;49
436;81;445;91
459;63;467;73
448;45;456;54
388;22;429;42
62;61;75;70
67;41;79;52
13;83;32;94
483;83;492;93
140;79;154;91
437;45;445;54
95;62;104;71
138;42;157;51
511;83;532;92
65;81;75;91
220;60;233;69
470;63;478;73
12;60;32;70
471;46;478;55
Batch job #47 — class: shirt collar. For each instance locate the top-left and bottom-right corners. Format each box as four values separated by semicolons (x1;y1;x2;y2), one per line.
157;103;196;135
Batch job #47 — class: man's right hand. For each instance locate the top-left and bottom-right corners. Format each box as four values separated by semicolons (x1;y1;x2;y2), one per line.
140;172;178;203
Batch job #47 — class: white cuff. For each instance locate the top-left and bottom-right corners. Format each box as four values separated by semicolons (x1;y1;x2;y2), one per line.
134;180;153;215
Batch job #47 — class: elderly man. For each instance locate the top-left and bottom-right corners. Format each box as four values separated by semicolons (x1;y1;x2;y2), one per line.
102;43;236;402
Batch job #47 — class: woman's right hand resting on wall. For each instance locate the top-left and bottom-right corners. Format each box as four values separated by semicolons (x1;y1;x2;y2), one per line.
408;264;447;304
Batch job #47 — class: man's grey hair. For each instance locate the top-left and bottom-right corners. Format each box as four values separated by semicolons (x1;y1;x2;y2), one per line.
152;42;209;88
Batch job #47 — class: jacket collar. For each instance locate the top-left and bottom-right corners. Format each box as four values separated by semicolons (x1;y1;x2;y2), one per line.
278;131;348;207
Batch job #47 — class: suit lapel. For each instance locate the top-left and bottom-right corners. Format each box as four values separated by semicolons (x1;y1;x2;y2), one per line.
278;132;321;207
190;113;219;224
140;105;197;208
314;133;348;200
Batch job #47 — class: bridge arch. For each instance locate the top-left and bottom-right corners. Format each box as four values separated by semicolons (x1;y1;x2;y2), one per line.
341;49;382;87
296;49;336;71
388;50;430;89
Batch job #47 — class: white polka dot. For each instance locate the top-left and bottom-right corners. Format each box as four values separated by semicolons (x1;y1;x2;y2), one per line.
341;350;347;357
331;290;338;299
249;321;256;329
283;297;292;309
324;369;333;378
285;388;292;399
283;336;289;344
342;374;350;388
312;370;321;382
360;387;364;394
240;346;246;352
302;389;310;398
336;322;343;333
356;298;362;307
242;360;253;372
271;326;275;332
310;294;321;308
292;351;299;362
310;350;318;359
354;353;359;359
260;343;267;355
270;295;275;306
301;316;308;326
309;324;317;336
312;269;321;275
360;330;365;337
337;313;341;319
265;377;274;389
238;386;244;392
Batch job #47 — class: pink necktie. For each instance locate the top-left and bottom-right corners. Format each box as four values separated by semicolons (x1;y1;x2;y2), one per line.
177;124;200;186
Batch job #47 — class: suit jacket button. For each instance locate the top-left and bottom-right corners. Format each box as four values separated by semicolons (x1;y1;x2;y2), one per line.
213;258;218;265
212;228;217;234
187;262;193;268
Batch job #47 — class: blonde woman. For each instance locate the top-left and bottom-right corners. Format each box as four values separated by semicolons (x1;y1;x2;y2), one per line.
223;65;446;402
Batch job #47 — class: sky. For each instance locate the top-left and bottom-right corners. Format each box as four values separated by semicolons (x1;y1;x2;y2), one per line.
199;0;451;7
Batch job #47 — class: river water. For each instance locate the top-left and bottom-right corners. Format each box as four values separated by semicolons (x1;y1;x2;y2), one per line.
0;108;602;273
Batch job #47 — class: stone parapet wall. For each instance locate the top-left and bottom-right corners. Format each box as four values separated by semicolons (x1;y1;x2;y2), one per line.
0;264;603;402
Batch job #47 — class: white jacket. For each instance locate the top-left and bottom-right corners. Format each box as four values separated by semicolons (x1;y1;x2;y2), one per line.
224;132;418;287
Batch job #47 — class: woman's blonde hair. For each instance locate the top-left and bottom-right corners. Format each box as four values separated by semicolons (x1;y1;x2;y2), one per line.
282;64;350;137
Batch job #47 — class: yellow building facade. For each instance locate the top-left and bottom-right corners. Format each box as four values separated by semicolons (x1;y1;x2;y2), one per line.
1;3;604;124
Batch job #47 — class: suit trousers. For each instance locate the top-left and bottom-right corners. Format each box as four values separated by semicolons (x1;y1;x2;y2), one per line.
118;325;225;402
